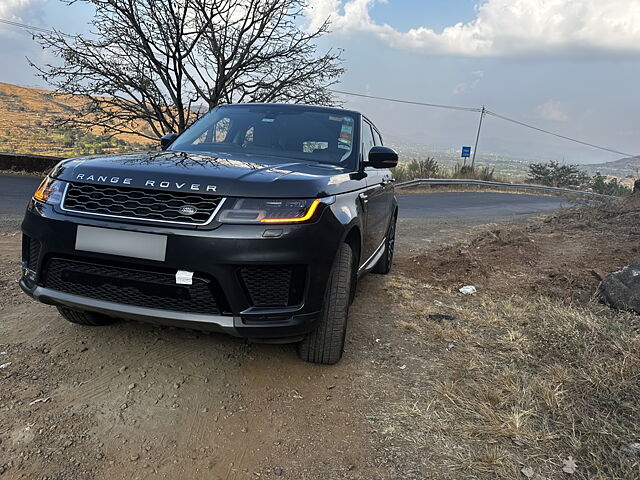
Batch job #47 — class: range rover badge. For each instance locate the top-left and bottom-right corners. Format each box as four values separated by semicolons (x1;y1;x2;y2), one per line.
179;205;198;216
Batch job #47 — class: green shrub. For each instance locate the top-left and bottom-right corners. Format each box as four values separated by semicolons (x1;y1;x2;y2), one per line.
591;172;632;197
393;157;440;182
526;161;590;188
452;163;496;181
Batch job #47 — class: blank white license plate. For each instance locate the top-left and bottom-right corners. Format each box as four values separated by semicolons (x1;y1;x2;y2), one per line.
75;226;167;262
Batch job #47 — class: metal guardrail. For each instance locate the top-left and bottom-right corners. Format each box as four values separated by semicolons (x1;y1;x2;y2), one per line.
395;178;613;198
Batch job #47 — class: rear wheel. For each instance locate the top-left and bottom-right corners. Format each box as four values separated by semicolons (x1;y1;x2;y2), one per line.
372;213;397;274
57;306;119;326
297;243;353;365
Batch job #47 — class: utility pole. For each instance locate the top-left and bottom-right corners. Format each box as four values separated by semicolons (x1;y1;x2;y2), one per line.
471;106;485;169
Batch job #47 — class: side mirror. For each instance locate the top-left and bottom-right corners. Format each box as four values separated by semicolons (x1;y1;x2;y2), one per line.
160;133;179;150
366;146;398;169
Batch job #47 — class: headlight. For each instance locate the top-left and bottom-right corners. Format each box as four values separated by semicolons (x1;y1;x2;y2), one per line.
217;197;334;224
33;177;65;205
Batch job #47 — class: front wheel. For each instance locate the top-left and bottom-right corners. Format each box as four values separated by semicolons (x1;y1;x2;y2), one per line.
372;213;397;274
297;243;353;365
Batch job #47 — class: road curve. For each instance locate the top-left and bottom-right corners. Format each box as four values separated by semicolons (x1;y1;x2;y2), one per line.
0;173;569;219
0;174;42;216
397;192;569;218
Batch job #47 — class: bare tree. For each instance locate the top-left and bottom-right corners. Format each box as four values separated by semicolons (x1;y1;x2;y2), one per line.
31;0;343;140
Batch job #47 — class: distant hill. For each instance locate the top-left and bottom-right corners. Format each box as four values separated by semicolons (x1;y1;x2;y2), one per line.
0;82;152;158
582;155;640;178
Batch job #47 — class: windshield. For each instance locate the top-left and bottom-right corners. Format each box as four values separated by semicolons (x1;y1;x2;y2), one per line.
169;105;358;168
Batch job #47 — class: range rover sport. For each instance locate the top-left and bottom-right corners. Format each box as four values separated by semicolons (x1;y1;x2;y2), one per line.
20;104;398;364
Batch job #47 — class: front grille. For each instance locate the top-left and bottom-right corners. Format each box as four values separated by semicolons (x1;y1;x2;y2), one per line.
62;183;223;225
24;235;41;271
240;266;294;307
44;258;223;314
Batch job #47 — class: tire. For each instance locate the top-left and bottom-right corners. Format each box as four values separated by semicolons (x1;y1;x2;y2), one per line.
372;213;397;274
56;306;119;326
297;243;353;365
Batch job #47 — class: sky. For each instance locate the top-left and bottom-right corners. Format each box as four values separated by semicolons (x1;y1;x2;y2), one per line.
0;0;639;164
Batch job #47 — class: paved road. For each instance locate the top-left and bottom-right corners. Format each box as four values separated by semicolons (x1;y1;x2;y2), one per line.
397;191;569;218
0;174;42;216
0;173;569;218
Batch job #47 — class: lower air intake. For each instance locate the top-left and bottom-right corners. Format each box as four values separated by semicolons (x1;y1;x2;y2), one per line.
239;266;295;307
44;258;222;314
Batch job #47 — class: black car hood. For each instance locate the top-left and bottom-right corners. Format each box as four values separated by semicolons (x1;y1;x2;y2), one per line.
53;150;365;197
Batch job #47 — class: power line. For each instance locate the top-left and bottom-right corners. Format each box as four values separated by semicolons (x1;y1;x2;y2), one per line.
331;89;482;113
485;109;635;158
0;18;74;38
333;88;635;158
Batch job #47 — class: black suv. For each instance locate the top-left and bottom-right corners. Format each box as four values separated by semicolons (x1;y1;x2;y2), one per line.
20;104;398;364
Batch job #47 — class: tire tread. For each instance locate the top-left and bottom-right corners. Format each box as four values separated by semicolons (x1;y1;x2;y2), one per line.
298;243;352;364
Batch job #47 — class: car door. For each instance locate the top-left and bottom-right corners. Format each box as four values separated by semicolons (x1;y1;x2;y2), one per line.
371;124;395;224
361;118;388;265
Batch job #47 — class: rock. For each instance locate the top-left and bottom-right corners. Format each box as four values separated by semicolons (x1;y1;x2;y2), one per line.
459;285;477;295
621;441;640;456
128;383;137;390
599;260;640;313
562;456;577;474
521;466;535;478
118;366;128;374
274;467;283;476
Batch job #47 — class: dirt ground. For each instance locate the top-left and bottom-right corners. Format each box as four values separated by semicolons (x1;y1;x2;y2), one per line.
1;199;639;479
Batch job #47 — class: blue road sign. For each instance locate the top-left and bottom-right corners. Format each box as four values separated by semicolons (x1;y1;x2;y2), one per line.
461;146;471;158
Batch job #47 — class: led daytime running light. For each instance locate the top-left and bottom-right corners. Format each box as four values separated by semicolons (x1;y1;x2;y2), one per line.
260;199;321;224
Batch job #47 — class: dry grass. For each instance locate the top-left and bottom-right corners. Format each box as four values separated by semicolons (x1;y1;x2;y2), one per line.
385;293;639;479
364;197;640;479
0;82;152;156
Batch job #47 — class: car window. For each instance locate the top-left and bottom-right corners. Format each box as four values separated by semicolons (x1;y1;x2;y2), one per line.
362;121;375;160
192;116;231;145
170;105;358;168
373;128;383;146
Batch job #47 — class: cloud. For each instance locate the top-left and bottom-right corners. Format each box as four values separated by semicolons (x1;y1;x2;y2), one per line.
0;0;45;20
453;70;484;95
0;0;46;38
307;0;382;33
305;0;640;58
535;100;570;121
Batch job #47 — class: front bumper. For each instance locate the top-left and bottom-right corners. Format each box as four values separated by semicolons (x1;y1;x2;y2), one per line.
20;200;345;340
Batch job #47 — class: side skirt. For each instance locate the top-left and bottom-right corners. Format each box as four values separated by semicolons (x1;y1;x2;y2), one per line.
357;238;386;276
